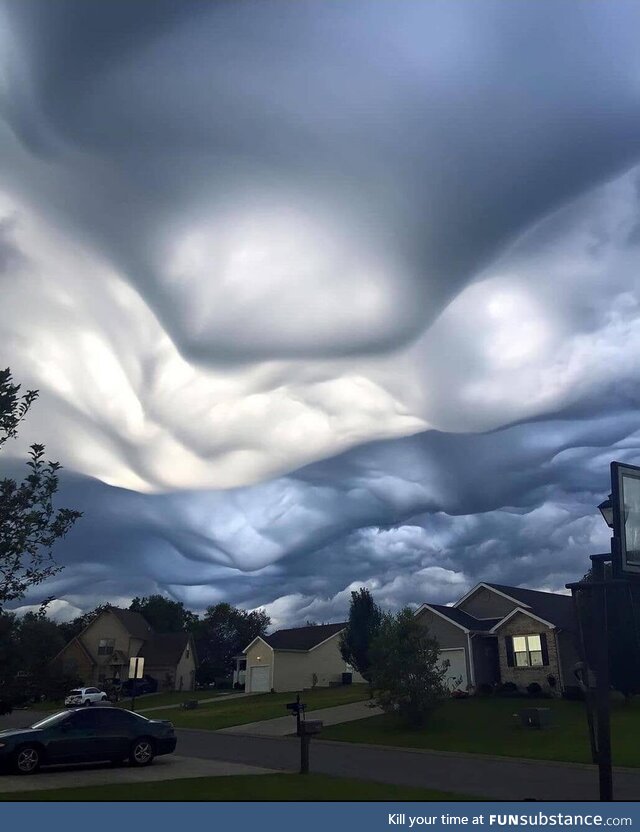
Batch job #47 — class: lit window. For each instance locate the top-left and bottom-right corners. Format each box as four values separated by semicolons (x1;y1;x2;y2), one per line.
512;634;544;667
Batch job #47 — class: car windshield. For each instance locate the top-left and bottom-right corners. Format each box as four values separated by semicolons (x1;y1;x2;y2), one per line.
30;711;71;729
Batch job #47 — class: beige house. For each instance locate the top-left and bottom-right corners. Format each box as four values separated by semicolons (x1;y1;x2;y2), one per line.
415;582;579;696
243;622;366;693
52;606;197;692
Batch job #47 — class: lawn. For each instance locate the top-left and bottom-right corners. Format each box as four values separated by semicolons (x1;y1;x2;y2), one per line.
165;685;370;731
0;773;473;801
321;695;640;768
120;689;227;711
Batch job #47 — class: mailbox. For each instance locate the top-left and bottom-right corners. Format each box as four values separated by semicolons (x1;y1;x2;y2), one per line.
299;719;323;735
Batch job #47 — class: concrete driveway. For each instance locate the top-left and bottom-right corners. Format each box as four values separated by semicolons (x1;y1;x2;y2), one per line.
0;754;275;794
218;700;383;736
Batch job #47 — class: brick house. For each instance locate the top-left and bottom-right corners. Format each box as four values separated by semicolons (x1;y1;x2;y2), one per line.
415;583;579;696
52;606;197;692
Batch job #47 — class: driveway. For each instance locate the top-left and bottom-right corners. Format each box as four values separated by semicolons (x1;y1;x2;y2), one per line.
218;700;383;736
0;754;275;794
175;728;640;800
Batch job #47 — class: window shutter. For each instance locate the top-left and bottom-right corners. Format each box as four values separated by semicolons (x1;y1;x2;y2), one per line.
505;636;514;667
540;632;549;666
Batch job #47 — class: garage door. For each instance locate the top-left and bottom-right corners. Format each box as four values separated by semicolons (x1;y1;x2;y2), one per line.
249;665;271;693
439;649;468;691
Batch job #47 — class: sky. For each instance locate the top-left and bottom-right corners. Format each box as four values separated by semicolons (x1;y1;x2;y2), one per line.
2;0;640;628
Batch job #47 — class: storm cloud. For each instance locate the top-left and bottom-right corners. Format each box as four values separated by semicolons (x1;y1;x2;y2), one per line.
2;1;640;625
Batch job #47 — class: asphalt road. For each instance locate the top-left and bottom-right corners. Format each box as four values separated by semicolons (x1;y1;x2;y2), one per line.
175;728;640;801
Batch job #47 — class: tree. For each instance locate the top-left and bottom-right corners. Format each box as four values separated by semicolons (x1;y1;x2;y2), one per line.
581;566;640;700
193;603;270;684
369;608;450;728
339;588;382;682
0;368;81;607
129;595;198;633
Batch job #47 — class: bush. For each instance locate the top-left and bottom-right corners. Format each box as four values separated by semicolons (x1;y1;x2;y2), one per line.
369;608;450;728
527;682;542;696
496;681;521;697
477;683;494;696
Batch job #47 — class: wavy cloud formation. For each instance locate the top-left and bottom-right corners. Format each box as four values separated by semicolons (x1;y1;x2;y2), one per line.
2;1;640;622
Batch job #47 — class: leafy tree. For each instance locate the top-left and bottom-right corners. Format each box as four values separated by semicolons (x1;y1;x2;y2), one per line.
580;566;640;700
130;594;198;633
369;608;450;728
15;610;65;678
339;587;382;682
193;603;270;684
0;368;81;607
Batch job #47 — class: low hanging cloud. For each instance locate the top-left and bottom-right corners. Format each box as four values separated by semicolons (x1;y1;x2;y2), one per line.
2;1;640;624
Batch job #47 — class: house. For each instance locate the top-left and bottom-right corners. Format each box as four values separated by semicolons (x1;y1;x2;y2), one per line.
415;582;580;696
52;606;197;692
242;622;366;693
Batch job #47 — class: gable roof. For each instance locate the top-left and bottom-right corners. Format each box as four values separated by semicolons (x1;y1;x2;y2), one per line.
108;607;154;639
263;622;347;651
138;632;192;666
421;604;501;633
484;583;575;631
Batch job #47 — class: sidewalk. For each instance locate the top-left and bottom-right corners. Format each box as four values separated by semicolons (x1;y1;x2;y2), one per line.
217;700;383;736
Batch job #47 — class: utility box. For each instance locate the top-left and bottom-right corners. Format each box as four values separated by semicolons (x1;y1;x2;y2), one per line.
342;672;353;685
181;700;199;710
520;708;552;729
299;719;323;735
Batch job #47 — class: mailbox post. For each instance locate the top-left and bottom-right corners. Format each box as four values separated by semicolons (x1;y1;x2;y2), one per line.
298;720;323;774
285;695;322;773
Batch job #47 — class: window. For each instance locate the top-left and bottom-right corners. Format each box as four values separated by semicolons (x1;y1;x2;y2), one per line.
98;638;115;655
512;634;544;667
186;648;190;659
86;687;100;693
67;709;101;730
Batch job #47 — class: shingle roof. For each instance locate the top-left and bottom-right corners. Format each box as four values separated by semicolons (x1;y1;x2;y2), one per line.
485;583;576;631
108;607;153;640
264;622;347;651
138;633;191;666
426;604;501;632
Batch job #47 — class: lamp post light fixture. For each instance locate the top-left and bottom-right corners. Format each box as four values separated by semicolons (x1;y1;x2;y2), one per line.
598;495;614;530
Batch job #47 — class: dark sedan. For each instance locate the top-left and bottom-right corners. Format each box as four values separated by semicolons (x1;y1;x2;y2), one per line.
0;707;177;775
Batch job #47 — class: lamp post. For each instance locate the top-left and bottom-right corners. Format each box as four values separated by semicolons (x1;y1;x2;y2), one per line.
566;498;614;802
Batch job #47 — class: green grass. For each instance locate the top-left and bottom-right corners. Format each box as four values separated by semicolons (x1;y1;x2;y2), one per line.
120;690;227;711
165;685;370;731
0;773;474;801
321;696;640;767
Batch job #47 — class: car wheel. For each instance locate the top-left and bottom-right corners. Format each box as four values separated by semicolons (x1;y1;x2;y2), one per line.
84;700;92;706
13;745;42;775
101;696;107;702
129;737;155;767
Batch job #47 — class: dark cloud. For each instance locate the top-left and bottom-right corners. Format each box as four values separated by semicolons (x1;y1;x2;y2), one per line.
3;1;640;625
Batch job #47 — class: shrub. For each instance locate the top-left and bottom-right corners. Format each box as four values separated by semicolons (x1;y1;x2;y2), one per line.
547;674;557;689
369;608;450;728
527;682;542;696
477;683;494;696
496;681;521;697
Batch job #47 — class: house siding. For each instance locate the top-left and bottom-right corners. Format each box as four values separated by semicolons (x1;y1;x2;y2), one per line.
174;642;197;691
273;650;308;692
495;612;561;696
415;607;471;689
78;611;135;685
53;639;94;681
307;636;366;690
458;587;518;619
